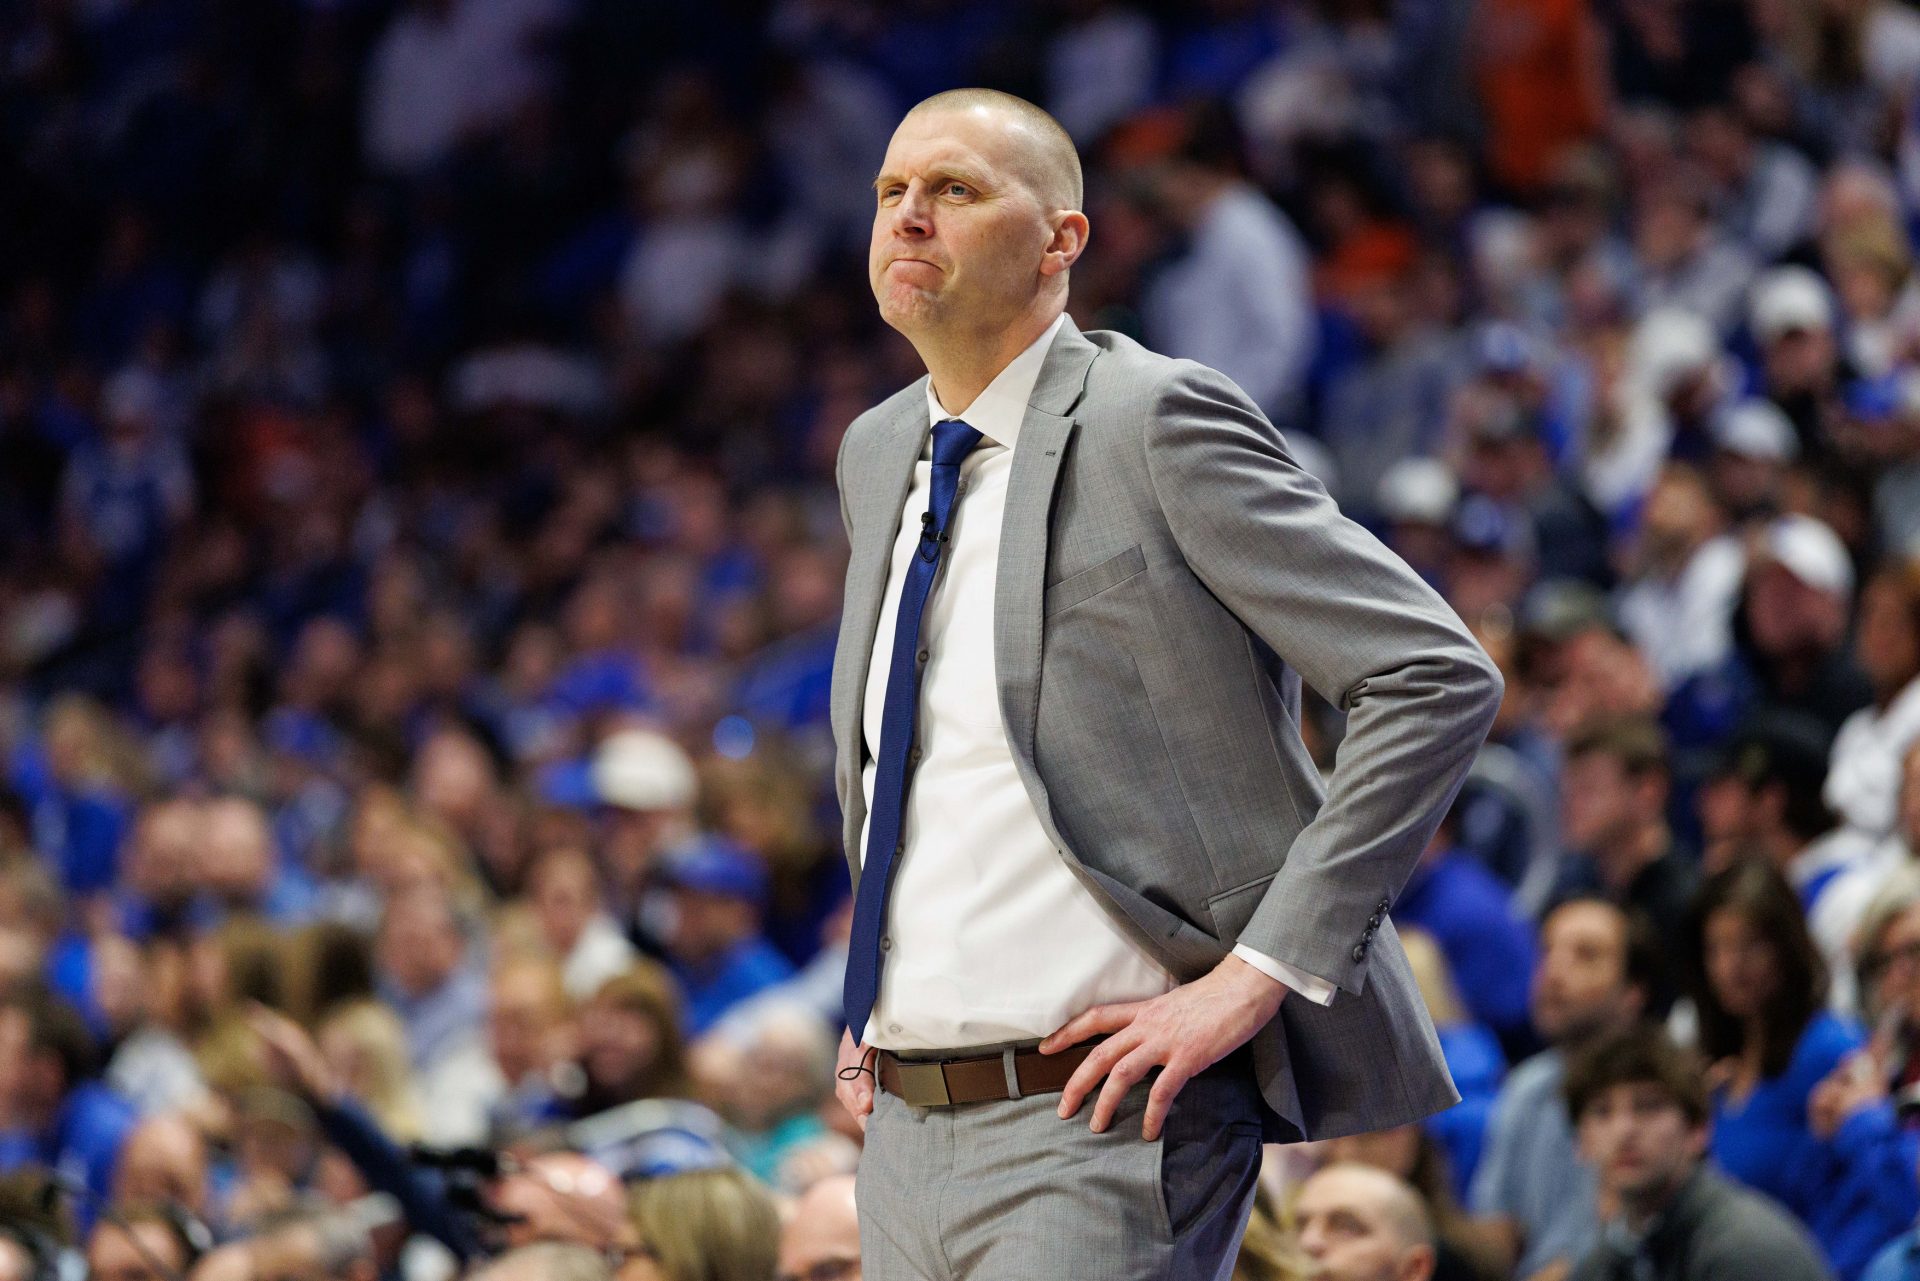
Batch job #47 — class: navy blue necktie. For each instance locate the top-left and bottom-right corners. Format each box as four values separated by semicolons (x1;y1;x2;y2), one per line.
843;417;985;1036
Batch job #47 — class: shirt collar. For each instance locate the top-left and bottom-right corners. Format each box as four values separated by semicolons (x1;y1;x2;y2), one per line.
923;312;1068;452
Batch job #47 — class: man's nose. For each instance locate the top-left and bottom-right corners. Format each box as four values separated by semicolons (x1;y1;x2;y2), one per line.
889;183;934;235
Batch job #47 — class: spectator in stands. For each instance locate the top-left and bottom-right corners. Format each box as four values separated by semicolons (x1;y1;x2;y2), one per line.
1691;710;1885;1004
1316;254;1459;522
200;794;313;922
1826;558;1920;854
460;1242;603;1281
1472;897;1657;1280
82;1209;196;1281
1671;515;1872;750
1629;166;1758;335
1614;464;1745;695
0;986;136;1212
1133;103;1316;427
1292;1163;1437;1281
371;889;497;1144
1553;716;1699;947
1687;861;1914;1275
1320;1126;1501;1281
17;696;134;899
110;1113;215;1236
696;1001;834;1187
591;728;701;933
1813;864;1920;1281
575;963;695;1118
1452;366;1614;589
777;1173;861;1281
1705;398;1798;525
1565;1027;1832;1281
623;1166;782;1281
476;1243;614;1281
316;998;425;1144
651;836;792;1037
526;844;638;1000
1696;711;1837;878
1748;266;1849;458
486;951;579;1138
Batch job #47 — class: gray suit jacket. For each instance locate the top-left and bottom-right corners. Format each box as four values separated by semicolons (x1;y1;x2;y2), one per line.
828;315;1504;1141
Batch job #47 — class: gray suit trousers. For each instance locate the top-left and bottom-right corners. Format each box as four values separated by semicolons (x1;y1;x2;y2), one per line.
856;1053;1265;1280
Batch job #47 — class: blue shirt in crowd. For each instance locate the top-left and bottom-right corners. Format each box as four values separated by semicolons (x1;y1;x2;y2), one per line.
670;937;794;1038
1712;1011;1917;1279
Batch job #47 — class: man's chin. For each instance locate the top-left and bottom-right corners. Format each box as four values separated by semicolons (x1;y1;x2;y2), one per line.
877;290;944;332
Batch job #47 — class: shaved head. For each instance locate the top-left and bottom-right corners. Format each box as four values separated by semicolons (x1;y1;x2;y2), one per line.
870;86;1090;393
1295;1163;1436;1281
902;89;1082;212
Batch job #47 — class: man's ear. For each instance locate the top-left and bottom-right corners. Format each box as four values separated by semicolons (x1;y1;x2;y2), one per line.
1399;1241;1437;1281
1041;211;1090;278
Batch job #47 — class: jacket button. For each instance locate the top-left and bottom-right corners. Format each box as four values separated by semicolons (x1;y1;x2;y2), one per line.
1367;914;1382;928
1351;943;1367;962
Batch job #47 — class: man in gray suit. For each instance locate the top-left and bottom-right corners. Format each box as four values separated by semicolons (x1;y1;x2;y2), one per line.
831;88;1503;1280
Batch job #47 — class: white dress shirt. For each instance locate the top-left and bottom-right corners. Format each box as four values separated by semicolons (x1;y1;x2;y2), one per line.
858;313;1332;1052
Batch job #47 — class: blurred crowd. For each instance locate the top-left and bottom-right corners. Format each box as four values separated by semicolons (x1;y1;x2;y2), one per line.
6;0;1920;1279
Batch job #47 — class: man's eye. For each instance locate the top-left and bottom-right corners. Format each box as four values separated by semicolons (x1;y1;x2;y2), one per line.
946;183;969;196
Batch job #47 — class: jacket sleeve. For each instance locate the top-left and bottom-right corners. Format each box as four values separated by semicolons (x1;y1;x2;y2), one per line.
1142;360;1503;994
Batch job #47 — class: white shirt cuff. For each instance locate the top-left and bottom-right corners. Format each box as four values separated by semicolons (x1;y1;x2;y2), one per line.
1232;943;1337;1006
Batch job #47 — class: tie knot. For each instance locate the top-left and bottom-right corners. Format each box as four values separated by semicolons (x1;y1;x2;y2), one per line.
931;418;985;466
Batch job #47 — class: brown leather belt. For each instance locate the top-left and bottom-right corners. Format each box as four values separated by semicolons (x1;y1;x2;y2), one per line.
875;1042;1096;1107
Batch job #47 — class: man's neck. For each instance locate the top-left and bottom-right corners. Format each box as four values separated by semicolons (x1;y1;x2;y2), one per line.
1596;822;1669;892
915;307;1061;416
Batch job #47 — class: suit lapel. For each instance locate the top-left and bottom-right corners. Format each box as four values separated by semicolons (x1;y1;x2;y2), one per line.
994;318;1098;810
833;388;931;868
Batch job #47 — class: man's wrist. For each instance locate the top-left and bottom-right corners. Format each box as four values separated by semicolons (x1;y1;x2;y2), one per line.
1230;943;1336;1006
1218;952;1289;1017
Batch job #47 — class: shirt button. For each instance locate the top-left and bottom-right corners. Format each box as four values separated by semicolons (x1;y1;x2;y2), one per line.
889;1024;902;1034
895;840;905;855
917;649;929;664
881;937;892;952
909;746;922;763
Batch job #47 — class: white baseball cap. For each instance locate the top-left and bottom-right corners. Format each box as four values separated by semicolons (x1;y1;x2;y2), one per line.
1749;266;1834;343
1760;514;1853;599
1713;400;1799;462
1376;458;1459;525
592;728;697;811
1630;308;1723;399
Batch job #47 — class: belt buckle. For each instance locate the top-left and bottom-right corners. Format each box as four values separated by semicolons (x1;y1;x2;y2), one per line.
894;1061;951;1107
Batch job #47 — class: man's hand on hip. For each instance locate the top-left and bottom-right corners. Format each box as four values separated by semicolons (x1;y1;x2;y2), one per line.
1042;954;1287;1140
834;1028;875;1131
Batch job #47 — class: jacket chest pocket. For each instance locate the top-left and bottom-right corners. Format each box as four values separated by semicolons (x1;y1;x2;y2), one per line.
1044;543;1146;616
